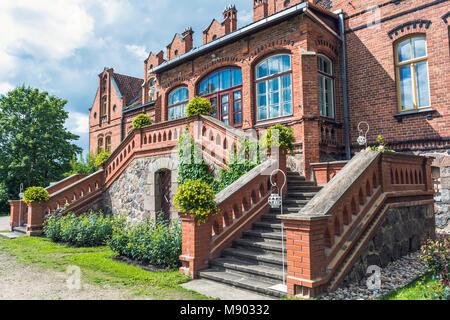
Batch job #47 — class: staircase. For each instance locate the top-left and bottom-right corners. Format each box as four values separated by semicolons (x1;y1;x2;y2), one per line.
197;170;322;298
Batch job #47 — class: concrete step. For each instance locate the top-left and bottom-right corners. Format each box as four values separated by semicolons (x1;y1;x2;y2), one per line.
252;221;283;231
222;247;286;268
0;232;25;239
210;257;285;281
233;237;284;254
198;268;286;298
287;181;316;186
13;226;27;234
283;199;311;205
287;186;322;192
243;229;286;242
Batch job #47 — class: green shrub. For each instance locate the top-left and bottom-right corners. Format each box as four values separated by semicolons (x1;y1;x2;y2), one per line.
108;214;182;269
0;182;9;214
64;152;98;177
174;179;218;223
177;129;214;186
95;152;111;166
43;211;123;247
367;135;395;153
419;235;450;300
264;123;295;154
186;96;213;117
132;114;153;129
23;186;49;204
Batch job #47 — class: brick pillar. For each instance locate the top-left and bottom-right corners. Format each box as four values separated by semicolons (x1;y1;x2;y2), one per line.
26;202;45;236
9;200;25;231
301;52;320;181
424;157;434;192
179;213;212;278
281;215;330;298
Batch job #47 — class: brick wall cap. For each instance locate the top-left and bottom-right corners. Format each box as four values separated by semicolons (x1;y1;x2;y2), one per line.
278;214;332;221
49;170;104;198
310;160;349;166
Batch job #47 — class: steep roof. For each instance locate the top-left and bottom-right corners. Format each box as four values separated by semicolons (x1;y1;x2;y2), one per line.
112;72;144;105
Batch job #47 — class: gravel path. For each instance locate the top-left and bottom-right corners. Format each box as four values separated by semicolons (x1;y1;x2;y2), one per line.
0;216;9;231
0;252;149;300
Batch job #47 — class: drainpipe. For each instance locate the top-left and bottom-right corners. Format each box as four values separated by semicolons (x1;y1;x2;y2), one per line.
337;10;351;160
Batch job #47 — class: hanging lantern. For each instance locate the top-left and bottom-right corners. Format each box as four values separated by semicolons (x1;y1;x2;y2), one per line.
357;135;367;146
268;193;282;209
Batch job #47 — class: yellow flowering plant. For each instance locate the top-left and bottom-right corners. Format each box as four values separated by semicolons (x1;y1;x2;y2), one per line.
174;179;218;224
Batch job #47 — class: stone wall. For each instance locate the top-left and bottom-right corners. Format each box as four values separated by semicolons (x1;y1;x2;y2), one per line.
103;154;180;223
341;204;435;287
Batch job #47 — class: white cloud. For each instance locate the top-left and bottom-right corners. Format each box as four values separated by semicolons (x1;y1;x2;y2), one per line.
0;82;14;95
0;0;94;62
67;111;89;135
125;44;148;60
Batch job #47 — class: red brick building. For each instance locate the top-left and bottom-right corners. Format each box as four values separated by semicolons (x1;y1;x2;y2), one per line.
89;0;450;179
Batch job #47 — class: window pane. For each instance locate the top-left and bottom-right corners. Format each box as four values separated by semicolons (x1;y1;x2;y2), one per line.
268;56;280;75
221;94;229;104
319;78;325;116
412;37;426;59
283;103;292;116
258;107;268;120
398;39;412;62
281;55;291;72
234;113;242;124
222;103;228;114
231;69;242;87
399;65;414;110
234;100;242;112
169;107;175;120
211;98;217;117
281;74;291;89
220;70;231;90
282;89;292;103
269;92;279;105
209;73;219;93
234;91;242;100
199;80;208;96
258;95;267;107
257;61;268;79
257;82;266;94
270;104;280;118
269;78;279;92
415;61;430;107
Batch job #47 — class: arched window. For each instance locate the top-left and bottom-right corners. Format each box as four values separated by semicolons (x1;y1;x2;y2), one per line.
318;55;335;118
198;68;243;125
148;78;157;102
256;54;292;121
105;136;111;153
168;87;189;120
395;36;430;111
97;138;104;154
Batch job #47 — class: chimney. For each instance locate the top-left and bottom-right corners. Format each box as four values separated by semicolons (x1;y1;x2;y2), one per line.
182;27;194;53
223;4;237;34
253;0;268;22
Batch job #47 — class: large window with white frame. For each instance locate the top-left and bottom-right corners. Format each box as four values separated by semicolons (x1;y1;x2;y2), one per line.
395;35;430;112
255;54;293;121
168;87;189;120
318;55;335;119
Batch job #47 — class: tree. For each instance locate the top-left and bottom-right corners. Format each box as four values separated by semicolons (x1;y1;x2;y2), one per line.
0;86;82;209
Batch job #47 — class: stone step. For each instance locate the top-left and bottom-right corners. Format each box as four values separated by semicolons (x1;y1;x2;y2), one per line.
210;257;285;281
283;199;311;205
0;232;25;239
198;269;286;298
243;229;286;242
285;192;320;198
287;186;322;192
233;238;284;254
252;221;283;231
13;226;27;234
222;247;286;268
260;213;283;222
287;181;316;186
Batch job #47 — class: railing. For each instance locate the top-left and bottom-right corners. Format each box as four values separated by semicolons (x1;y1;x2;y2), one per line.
279;151;435;297
179;153;286;278
311;160;348;186
25;170;105;236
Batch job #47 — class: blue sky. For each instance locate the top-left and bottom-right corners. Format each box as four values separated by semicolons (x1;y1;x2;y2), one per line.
0;0;253;153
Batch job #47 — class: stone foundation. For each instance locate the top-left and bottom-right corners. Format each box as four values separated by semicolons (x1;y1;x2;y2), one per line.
341;204;435;287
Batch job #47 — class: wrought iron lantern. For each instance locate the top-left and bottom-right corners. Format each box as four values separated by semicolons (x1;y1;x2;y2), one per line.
268;193;282;209
357;121;370;148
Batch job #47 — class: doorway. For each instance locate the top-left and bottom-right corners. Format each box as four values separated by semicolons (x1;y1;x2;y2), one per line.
156;169;172;220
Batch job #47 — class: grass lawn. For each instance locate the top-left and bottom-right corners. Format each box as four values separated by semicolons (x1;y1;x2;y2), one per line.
0;236;211;300
380;273;441;300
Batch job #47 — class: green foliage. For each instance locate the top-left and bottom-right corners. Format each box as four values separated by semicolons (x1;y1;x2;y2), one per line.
108;213;182;269
174;179;218;224
368;135;395;153
43;211;123;247
0;182;9;214
264;123;296;154
177;128;214;186
186;96;214;117
64;152;98;177
212;139;261;193
23;186;49;204
0;85;82;204
132;114;153;129
95;152;111;166
419;235;450;300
